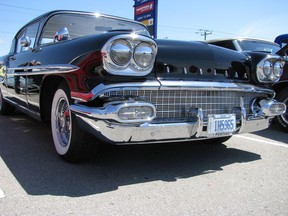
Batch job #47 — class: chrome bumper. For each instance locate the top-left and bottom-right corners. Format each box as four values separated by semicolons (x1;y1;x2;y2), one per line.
73;114;273;144
70;81;286;144
70;101;285;144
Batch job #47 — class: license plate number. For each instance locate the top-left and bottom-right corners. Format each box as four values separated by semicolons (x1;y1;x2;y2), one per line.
207;114;236;137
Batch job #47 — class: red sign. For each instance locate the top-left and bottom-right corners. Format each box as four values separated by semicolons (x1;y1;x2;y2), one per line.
135;1;154;16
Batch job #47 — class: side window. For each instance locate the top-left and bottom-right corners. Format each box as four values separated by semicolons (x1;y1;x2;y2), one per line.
16;31;26;53
15;22;40;53
217;41;236;50
210;41;236;51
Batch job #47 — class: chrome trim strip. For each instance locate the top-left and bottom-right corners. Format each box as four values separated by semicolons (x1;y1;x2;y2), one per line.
90;81;161;100
7;64;79;76
2;97;41;121
159;80;274;94
90;80;275;100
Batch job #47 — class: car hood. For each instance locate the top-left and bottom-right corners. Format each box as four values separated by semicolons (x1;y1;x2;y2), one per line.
155;39;251;82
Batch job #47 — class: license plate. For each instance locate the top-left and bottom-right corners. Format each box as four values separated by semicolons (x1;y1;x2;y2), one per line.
207;114;236;137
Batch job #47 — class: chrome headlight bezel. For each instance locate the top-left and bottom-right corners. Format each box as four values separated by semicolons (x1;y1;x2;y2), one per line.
256;55;284;83
101;34;157;76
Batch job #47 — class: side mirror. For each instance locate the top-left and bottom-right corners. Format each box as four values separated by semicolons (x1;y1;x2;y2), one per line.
20;36;31;47
54;27;70;42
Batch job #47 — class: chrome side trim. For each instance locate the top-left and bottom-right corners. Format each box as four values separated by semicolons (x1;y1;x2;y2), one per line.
8;64;79;76
2;97;41;121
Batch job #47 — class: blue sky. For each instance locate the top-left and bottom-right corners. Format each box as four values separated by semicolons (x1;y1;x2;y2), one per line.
0;0;287;56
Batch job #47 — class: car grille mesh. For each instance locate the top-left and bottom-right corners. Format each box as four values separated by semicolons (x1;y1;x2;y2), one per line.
103;90;268;123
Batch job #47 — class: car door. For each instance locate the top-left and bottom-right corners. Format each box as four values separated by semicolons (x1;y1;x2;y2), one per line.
6;22;40;109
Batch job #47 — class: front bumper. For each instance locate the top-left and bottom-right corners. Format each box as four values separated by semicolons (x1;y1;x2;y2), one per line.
74;114;272;144
70;81;286;144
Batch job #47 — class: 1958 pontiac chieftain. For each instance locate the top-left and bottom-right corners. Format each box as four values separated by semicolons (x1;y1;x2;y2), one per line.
0;10;286;162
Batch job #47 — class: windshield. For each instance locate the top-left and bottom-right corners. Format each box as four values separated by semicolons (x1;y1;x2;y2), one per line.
238;40;280;54
40;13;149;45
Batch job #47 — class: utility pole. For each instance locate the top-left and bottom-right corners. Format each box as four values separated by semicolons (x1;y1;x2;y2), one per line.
196;29;212;40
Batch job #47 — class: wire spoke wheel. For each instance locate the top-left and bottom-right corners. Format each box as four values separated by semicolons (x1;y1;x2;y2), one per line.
51;82;99;162
55;98;71;147
51;87;72;155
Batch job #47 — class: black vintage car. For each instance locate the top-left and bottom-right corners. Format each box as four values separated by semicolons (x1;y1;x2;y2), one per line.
0;11;286;162
207;37;288;132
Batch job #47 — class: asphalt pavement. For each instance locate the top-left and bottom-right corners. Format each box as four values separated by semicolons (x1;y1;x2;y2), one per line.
0;112;287;216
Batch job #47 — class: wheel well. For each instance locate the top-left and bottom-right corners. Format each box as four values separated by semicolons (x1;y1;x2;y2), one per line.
40;76;67;122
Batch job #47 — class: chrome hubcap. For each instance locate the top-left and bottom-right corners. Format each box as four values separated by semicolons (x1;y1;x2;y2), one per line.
55;98;71;147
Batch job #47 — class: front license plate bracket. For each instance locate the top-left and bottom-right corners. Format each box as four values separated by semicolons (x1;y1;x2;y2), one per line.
207;114;236;137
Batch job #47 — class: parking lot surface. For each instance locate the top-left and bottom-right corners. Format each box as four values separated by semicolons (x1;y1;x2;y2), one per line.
0;113;287;216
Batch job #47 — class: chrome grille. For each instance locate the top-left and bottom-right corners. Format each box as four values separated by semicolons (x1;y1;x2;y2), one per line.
103;90;268;123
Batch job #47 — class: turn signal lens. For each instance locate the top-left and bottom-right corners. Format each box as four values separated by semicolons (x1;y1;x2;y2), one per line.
269;103;286;115
118;106;155;121
260;99;286;116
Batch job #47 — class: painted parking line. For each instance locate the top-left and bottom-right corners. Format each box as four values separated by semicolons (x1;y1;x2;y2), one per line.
235;135;288;148
0;187;5;198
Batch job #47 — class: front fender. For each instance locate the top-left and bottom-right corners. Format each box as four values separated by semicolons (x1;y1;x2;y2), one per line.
272;80;288;93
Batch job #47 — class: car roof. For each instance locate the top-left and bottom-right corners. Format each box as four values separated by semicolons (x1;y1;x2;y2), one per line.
207;37;278;45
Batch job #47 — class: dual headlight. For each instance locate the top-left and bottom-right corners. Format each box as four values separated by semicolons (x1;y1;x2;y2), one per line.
101;34;157;76
257;56;284;83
